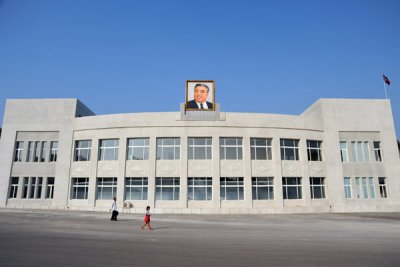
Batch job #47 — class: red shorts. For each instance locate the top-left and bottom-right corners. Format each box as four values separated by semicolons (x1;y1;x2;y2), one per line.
144;215;150;223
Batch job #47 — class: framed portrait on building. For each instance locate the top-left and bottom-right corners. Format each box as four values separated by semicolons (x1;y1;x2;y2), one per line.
185;80;215;111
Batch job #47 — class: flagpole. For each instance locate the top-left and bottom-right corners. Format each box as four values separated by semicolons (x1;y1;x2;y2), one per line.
383;80;388;99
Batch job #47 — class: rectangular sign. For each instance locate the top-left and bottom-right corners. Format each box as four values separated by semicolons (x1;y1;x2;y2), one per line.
185;80;215;111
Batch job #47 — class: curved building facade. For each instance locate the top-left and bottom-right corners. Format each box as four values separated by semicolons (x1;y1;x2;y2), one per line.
0;98;399;214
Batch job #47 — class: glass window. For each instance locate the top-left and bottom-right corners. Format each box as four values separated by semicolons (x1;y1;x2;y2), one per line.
252;177;273;200
155;177;180;200
40;142;47;162
97;178;117;200
220;137;243;160
37;177;43;198
29;177;36;199
310;177;326;199
307;140;322;161
188;177;212;200
99;139;119;161
344;177;352;199
378;177;387;198
156;138;180;160
280;139;299;161
351;142;357;162
50;142;58;162
363;142;370;162
374;142;382;162
34;141;40;162
125;177;148;200
340;141;348;162
188;137;212;160
127;138;149;160
357;142;364;162
362;177;369;198
368;177;376;199
27;141;34;162
14;141;24;162
74;140;92;161
250;138;272;160
71;178;89;199
220;177;244;200
282;177;302;199
46;177;55;199
23;177;29;198
355;177;362;199
9;177;19;198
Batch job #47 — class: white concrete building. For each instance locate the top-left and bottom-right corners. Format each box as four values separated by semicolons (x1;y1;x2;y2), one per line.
0;98;399;214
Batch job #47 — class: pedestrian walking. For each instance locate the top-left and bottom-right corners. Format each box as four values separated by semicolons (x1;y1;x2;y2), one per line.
110;197;119;221
141;206;153;230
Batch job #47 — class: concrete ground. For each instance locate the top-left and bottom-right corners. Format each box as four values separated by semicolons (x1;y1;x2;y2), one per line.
0;209;399;267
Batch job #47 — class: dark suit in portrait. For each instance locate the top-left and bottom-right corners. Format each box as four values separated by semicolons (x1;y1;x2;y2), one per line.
186;100;213;109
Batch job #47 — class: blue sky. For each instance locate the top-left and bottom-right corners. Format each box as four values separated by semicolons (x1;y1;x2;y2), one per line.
0;0;399;138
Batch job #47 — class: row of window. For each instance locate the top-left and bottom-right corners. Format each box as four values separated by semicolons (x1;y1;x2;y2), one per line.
343;177;387;199
9;177;54;199
73;137;323;161
340;141;382;162
9;176;388;202
14;141;58;162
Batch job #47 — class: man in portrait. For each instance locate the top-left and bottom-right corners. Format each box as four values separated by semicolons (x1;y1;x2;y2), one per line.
186;83;213;110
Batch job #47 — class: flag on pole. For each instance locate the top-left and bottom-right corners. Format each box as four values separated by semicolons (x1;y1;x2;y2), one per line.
383;74;391;85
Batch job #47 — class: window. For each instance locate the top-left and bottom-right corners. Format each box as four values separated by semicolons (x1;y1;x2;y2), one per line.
361;177;368;198
27;141;34;162
155;177;180;200
99;139;119;161
46;177;55;199
50;142;58;162
351;141;370;162
250;138;272;160
355;177;362;199
97;178;118;200
71;178;89;199
127;138;149;160
307;140;322;161
40;142;47;162
378;177;387;198
344;177;352;199
188;137;212;160
368;177;376;199
188;177;212;200
282;177;302;199
74;140;92;161
14;141;24;162
33;141;40;162
156;138;180;160
22;177;42;199
220;177;244;200
340;141;348;162
37;177;43;198
125;177;148;200
29;177;36;198
280;139;299;161
310;177;326;199
9;177;19;198
252;177;273;200
374;142;382;161
220;137;243;160
23;177;29;198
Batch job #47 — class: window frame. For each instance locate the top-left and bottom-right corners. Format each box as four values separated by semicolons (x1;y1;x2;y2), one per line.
187;177;212;201
155;177;180;200
156;138;181;160
99;139;119;161
251;177;274;200
125;177;148;200
280;139;300;161
250;138;272;160
220;177;244;200
282;177;302;199
127;138;149;160
219;137;243;160
188;137;212;160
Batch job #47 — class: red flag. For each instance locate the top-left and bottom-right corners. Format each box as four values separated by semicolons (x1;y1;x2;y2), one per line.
383;75;391;85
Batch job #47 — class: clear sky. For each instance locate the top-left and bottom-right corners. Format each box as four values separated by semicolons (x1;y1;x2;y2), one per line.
0;0;399;138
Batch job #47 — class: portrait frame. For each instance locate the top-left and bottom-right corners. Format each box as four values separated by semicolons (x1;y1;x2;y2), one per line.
185;80;215;111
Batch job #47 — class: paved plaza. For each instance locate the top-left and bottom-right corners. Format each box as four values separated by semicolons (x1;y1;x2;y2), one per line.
0;209;399;267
